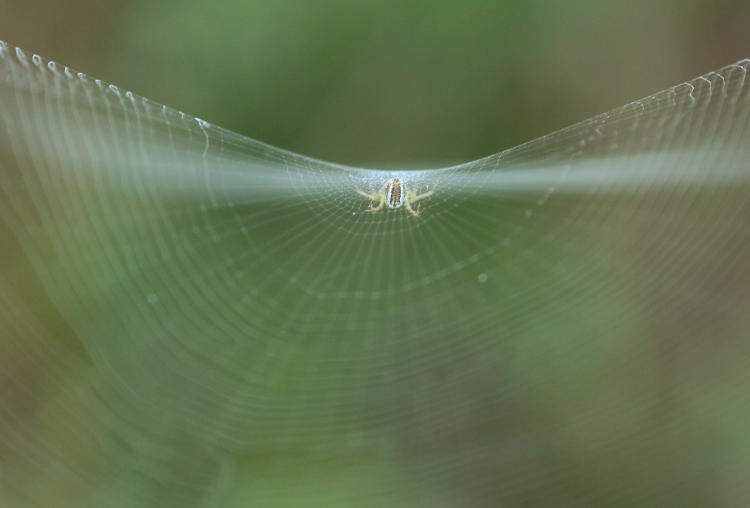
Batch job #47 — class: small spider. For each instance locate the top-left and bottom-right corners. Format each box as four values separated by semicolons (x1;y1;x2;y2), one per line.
350;177;436;217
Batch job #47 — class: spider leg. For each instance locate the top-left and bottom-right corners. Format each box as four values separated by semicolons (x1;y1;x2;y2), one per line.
349;175;378;201
369;195;385;212
404;198;421;217
408;179;439;202
409;189;435;202
357;189;378;200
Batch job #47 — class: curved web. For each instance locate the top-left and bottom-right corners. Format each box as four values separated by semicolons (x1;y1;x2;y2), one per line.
1;39;750;507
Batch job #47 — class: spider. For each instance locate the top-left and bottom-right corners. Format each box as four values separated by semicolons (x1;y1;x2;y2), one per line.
350;176;436;217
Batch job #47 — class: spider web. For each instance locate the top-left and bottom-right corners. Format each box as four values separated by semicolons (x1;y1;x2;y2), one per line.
2;39;750;507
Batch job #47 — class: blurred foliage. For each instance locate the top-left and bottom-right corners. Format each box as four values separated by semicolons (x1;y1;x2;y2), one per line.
2;2;750;507
1;0;749;165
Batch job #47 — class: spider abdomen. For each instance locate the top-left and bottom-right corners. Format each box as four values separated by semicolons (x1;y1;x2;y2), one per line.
385;178;404;208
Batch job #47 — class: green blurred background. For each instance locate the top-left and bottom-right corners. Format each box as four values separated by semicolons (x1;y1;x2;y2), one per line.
2;0;749;166
3;2;750;507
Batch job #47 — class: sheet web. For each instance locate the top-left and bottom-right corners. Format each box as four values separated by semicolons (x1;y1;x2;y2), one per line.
2;39;750;507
